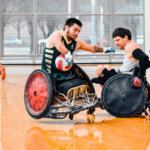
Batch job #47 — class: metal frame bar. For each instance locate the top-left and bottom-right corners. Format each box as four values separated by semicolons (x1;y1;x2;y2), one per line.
32;0;37;64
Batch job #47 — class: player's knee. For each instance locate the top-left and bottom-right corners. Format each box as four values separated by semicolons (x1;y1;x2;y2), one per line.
95;65;105;77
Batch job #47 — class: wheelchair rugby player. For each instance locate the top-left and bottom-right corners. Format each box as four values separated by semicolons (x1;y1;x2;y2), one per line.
92;27;150;118
24;18;114;122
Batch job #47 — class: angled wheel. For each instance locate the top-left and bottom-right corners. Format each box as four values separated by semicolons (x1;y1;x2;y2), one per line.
101;74;146;117
86;113;95;123
24;69;53;119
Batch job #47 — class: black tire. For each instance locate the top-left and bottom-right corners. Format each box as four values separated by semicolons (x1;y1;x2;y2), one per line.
24;69;53;119
101;74;146;117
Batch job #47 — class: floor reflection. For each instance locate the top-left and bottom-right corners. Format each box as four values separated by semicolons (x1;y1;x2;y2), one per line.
2;66;150;150
25;118;150;150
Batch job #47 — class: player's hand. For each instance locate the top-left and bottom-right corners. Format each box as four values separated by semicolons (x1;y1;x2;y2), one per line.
104;48;115;53
65;51;73;64
0;65;6;80
131;77;142;88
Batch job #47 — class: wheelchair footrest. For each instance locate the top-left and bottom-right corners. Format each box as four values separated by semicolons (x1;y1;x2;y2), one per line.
45;93;98;119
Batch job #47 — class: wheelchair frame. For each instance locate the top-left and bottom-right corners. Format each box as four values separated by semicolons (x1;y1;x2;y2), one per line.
24;64;98;120
24;64;150;120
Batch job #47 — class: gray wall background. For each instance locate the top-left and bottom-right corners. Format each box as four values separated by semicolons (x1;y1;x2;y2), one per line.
0;0;144;64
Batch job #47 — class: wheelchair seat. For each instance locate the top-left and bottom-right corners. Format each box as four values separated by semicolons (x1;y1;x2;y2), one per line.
57;77;85;96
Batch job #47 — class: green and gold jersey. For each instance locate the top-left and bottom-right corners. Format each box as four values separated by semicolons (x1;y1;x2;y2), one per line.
41;30;77;77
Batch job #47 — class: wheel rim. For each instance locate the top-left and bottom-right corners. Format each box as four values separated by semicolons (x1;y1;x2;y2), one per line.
25;72;49;115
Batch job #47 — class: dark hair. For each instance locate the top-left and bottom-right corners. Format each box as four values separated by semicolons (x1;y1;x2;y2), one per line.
112;27;132;40
63;18;82;30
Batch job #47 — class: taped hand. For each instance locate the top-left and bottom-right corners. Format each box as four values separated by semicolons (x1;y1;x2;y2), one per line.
65;51;73;64
104;48;115;53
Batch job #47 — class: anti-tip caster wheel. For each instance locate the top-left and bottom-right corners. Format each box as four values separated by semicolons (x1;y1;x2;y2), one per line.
69;113;74;120
86;112;95;123
147;111;150;119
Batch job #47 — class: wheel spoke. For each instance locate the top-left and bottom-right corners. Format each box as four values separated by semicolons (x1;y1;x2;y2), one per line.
24;70;53;118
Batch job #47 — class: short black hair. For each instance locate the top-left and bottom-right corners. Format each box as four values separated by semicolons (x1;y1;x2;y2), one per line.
63;18;82;30
112;27;132;40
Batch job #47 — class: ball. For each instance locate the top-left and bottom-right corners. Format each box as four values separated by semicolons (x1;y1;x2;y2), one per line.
55;55;73;71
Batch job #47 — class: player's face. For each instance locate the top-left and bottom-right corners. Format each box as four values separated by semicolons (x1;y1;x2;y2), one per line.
113;36;127;50
66;24;81;41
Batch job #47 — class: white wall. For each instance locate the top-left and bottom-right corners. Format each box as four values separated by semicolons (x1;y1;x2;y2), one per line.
145;0;150;55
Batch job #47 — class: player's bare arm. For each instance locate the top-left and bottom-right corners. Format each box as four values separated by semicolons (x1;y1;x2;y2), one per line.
46;31;69;55
75;39;104;53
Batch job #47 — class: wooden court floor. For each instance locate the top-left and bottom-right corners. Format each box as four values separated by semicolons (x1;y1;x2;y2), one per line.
1;65;150;150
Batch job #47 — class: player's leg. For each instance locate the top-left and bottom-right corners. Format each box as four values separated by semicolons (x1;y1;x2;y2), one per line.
92;64;117;85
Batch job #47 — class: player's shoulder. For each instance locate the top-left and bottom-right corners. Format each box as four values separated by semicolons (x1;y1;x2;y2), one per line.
48;30;63;41
75;38;86;48
126;41;142;51
76;38;86;45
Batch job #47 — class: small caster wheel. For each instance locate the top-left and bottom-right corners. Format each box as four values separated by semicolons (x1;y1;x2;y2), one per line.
148;113;150;119
69;113;74;120
86;112;95;123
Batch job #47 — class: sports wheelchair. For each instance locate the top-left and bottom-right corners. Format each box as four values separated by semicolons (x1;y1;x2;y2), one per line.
24;64;150;121
24;63;98;122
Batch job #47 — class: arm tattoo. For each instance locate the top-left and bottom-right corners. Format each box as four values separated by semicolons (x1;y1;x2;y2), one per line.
94;45;104;52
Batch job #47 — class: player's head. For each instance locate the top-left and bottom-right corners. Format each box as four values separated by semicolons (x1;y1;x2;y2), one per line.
64;18;82;30
64;18;82;41
112;27;132;50
112;27;132;40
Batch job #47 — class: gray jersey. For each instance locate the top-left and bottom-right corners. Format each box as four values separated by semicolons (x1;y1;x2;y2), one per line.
119;54;139;74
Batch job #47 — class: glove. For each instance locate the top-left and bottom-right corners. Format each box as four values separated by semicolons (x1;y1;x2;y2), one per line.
65;51;73;63
104;48;115;53
131;77;142;88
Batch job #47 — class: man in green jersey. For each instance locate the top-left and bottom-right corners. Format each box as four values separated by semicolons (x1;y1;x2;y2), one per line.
42;18;114;79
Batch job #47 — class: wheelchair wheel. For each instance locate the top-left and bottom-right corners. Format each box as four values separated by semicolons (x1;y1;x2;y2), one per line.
24;69;53;119
101;74;146;117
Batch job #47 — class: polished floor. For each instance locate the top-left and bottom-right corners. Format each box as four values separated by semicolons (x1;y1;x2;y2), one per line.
1;65;150;150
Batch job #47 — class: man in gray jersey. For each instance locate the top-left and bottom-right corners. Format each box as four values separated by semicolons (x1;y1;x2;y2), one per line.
92;27;150;88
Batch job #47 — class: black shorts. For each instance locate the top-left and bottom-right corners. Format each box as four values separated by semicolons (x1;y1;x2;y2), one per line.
99;68;118;85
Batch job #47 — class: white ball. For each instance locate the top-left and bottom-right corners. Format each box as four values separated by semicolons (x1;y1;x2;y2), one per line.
55;55;73;71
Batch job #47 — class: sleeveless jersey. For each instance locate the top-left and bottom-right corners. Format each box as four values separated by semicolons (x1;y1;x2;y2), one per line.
41;31;77;76
119;53;139;74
